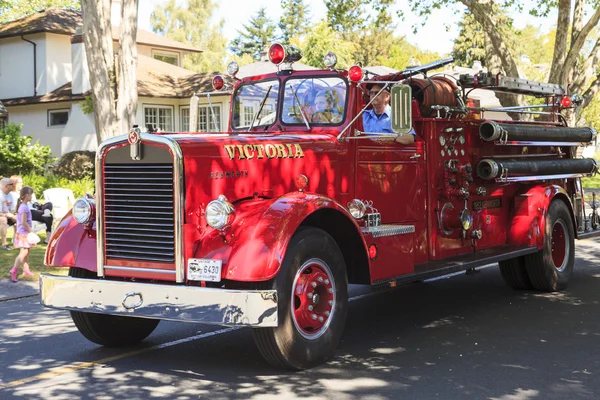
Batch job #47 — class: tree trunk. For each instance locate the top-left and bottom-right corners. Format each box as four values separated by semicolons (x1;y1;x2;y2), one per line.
116;0;139;136
548;0;571;84
82;0;117;144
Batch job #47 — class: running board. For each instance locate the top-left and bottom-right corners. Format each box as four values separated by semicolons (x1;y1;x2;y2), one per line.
577;229;600;240
372;245;538;289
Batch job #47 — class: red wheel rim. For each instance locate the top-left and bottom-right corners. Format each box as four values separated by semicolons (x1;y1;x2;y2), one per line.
551;220;568;271
291;258;335;340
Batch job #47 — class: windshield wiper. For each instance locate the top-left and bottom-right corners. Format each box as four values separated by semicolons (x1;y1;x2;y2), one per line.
248;85;273;132
289;83;310;129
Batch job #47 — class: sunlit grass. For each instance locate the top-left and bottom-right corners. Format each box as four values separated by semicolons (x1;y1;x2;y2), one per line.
0;229;68;280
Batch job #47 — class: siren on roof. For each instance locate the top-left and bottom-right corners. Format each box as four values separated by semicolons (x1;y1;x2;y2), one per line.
268;43;302;69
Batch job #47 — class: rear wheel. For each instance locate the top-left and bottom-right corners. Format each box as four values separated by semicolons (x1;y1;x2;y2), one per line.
253;227;348;370
69;267;160;347
499;257;533;290
524;200;575;291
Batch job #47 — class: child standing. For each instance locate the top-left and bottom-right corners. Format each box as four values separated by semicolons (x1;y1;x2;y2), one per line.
10;186;36;282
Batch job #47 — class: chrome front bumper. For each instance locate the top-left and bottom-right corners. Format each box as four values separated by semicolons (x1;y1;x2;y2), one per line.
40;274;278;327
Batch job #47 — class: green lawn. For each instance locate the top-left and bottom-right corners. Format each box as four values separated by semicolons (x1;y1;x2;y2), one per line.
0;230;68;281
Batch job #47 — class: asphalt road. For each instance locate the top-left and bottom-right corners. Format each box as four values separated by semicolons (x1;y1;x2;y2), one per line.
1;240;600;400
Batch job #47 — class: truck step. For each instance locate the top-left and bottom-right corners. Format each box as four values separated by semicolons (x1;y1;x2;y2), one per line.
373;244;537;289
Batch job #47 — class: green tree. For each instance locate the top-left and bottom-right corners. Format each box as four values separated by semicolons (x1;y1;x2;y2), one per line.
452;12;486;68
324;0;366;36
151;0;227;73
0;0;79;23
279;0;310;44
300;20;357;69
0;123;55;176
230;7;277;60
408;0;600;119
356;0;395;66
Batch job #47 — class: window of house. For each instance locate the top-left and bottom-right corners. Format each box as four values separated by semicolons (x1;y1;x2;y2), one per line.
181;105;222;132
152;50;180;67
48;109;69;127
144;105;173;132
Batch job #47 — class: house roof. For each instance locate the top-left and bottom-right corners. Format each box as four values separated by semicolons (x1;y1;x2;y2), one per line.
236;60;317;78
112;26;202;54
0;8;202;53
0;100;7;116
1;82;84;106
1;54;227;106
0;8;80;39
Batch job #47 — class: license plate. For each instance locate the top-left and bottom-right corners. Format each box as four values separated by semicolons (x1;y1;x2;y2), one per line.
187;258;222;282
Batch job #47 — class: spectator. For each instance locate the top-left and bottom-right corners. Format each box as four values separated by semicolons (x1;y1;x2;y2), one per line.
0;177;16;250
10;186;36;282
363;83;416;145
10;175;53;244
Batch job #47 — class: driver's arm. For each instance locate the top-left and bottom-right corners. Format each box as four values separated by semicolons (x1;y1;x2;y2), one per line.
394;127;416;145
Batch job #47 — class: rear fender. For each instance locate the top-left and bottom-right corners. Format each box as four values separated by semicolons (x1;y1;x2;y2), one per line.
195;192;367;282
45;211;97;272
507;185;573;249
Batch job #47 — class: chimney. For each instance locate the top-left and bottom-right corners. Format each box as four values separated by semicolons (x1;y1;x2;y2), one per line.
71;25;91;95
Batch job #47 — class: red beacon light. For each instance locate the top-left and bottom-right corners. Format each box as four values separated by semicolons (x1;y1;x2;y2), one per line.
560;96;572;108
348;65;363;82
268;43;303;67
212;75;224;91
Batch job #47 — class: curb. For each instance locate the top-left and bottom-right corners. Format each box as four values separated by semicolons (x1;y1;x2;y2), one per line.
0;279;39;302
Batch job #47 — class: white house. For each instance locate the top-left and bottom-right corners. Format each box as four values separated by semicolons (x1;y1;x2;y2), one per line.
0;8;231;156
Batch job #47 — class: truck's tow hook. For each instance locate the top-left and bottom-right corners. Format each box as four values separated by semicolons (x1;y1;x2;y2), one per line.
122;292;144;310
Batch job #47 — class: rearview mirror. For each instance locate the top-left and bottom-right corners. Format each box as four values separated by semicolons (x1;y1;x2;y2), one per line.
390;84;412;134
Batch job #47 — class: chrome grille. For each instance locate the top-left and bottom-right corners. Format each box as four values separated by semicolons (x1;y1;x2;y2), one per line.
104;164;175;263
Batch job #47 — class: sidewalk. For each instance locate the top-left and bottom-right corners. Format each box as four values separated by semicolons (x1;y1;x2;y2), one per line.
0;278;39;301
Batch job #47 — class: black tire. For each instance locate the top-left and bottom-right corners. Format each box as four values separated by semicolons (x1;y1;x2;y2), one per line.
253;227;348;370
68;267;160;347
499;257;533;290
524;200;575;291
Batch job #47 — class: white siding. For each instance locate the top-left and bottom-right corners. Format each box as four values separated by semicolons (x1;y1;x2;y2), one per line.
44;33;72;93
0;34;46;99
61;103;97;153
6;103;65;156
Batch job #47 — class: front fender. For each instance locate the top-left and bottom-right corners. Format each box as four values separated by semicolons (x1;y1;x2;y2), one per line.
507;184;573;249
195;192;363;282
45;212;97;272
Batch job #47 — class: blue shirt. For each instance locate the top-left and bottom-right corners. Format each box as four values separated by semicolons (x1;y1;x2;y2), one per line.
362;106;416;136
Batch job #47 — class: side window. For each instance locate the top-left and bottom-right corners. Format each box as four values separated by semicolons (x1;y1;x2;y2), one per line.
282;77;347;125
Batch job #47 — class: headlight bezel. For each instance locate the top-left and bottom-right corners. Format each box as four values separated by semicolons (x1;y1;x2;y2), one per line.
205;195;235;230
72;197;96;225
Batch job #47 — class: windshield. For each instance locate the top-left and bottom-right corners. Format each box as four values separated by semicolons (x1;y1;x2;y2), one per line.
282;77;347;125
232;80;280;129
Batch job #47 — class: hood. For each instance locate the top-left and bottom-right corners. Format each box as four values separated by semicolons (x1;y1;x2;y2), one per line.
169;132;347;221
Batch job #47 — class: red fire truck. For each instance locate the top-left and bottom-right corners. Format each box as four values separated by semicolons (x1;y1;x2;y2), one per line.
41;44;600;370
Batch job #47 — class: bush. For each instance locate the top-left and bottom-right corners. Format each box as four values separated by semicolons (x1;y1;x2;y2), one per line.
0;123;55;177
22;174;95;200
54;150;96;180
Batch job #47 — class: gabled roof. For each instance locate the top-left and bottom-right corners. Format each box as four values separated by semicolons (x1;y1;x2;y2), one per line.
0;8;80;39
0;8;202;53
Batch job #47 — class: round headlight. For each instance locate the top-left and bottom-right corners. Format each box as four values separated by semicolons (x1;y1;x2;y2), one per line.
72;197;95;224
205;195;235;230
348;199;367;219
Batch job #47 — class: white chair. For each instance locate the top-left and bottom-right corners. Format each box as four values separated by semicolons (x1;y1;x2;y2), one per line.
43;188;75;224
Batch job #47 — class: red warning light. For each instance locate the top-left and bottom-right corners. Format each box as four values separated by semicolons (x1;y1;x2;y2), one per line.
348;65;363;82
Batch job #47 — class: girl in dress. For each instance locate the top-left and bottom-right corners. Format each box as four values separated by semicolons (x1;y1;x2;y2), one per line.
10;186;36;282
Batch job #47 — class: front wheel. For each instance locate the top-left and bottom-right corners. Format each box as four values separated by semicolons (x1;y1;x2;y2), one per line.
524;200;575;291
253;227;348;370
69;267;160;347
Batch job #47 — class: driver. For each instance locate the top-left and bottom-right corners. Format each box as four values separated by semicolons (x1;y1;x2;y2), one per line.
363;83;415;145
